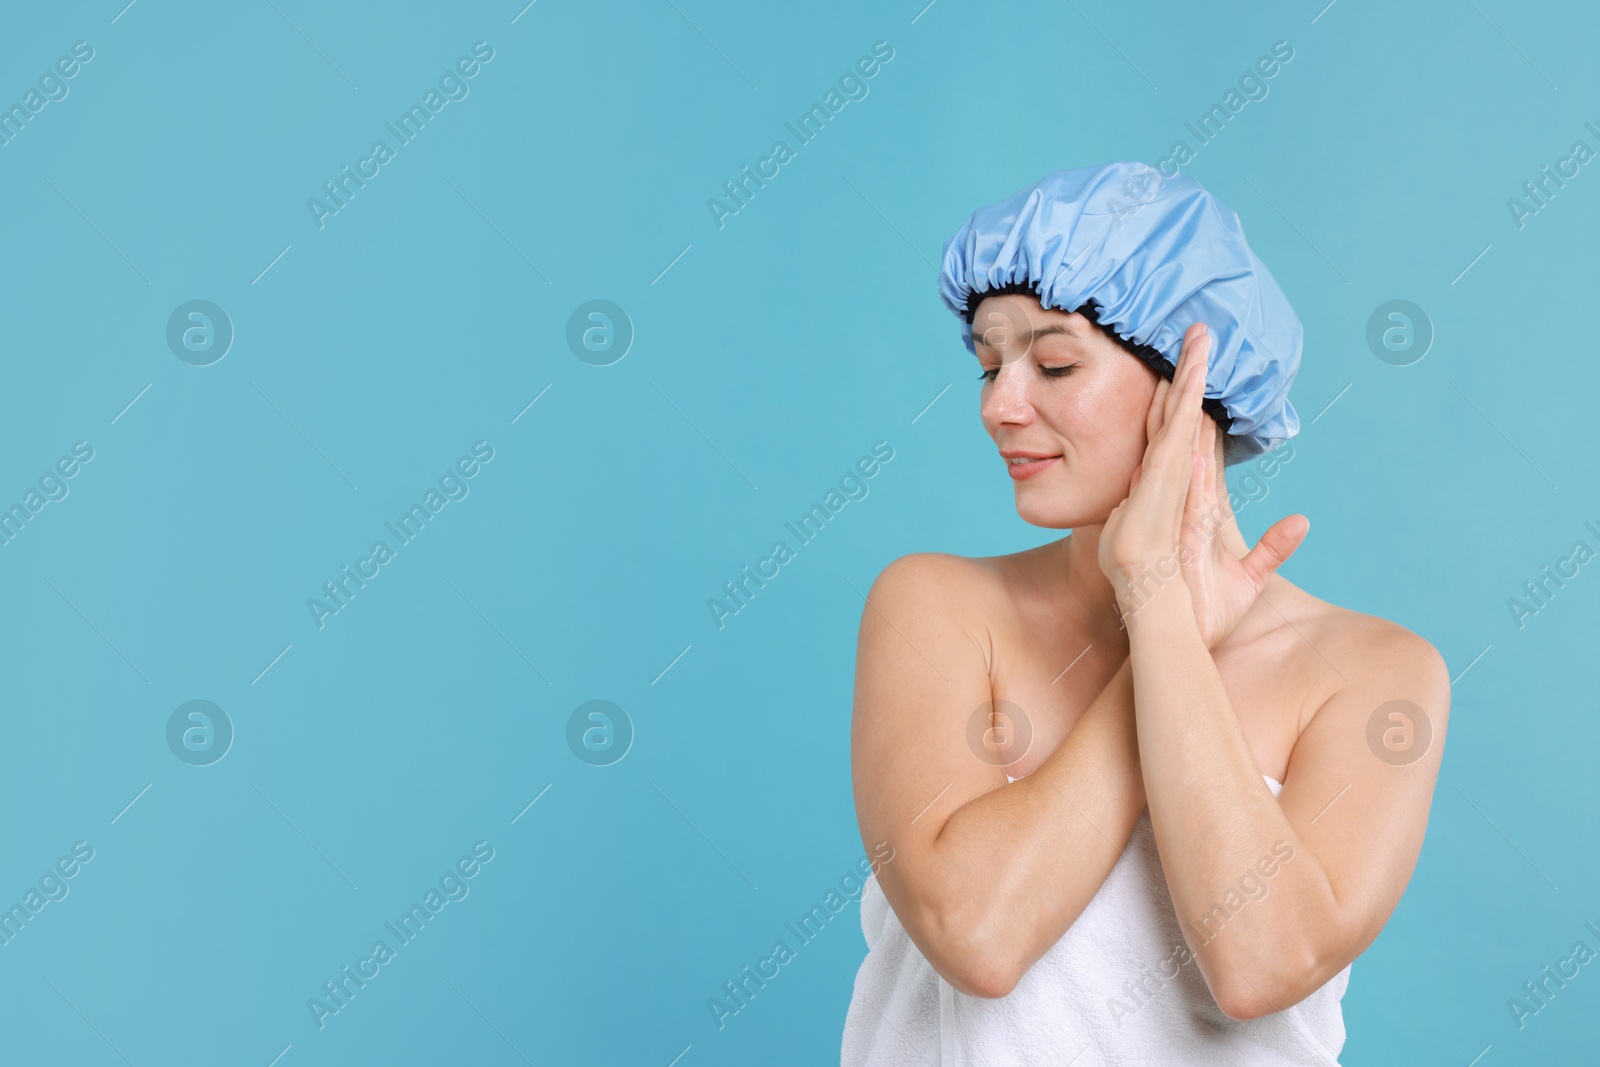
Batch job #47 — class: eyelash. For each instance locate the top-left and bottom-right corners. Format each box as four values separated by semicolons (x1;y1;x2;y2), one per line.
978;365;1077;382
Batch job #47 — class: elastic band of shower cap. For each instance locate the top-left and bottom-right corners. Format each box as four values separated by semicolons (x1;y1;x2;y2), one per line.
962;281;1237;438
939;161;1303;465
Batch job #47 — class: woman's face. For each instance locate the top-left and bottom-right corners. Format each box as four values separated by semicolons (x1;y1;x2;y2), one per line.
971;294;1161;528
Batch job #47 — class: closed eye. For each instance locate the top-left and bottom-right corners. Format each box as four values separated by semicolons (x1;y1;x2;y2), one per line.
977;364;1078;382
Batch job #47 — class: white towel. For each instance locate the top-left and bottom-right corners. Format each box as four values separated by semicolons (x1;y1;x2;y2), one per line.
841;775;1351;1065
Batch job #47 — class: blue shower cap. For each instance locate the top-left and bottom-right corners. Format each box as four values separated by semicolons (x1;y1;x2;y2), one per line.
938;161;1302;463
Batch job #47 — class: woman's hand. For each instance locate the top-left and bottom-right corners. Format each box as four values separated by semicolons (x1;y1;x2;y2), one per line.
1097;322;1309;647
1179;412;1310;649
1096;323;1212;602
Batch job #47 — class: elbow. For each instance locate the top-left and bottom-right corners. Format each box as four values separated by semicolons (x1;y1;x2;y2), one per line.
942;956;1020;1000
1214;986;1273;1023
1210;943;1322;1022
921;900;1026;1000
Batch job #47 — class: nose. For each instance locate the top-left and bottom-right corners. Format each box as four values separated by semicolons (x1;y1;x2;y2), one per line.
981;358;1036;429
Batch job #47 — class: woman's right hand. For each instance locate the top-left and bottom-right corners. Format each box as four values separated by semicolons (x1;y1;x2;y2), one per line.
1177;407;1309;650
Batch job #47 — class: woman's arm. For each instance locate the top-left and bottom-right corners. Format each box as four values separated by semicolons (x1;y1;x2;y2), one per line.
1102;322;1451;1021
851;552;1145;999
1124;579;1449;1021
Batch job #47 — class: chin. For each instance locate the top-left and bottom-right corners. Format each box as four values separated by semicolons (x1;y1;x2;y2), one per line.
1012;474;1124;529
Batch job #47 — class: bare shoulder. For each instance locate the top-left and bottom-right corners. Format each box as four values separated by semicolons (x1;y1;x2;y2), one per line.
862;551;1010;622
853;551;1017;703
1290;590;1452;734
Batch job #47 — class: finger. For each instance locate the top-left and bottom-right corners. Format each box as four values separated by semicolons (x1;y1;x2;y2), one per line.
1160;337;1188;425
1147;378;1170;441
1178;447;1204;544
1191;326;1211;401
1134;325;1210;517
1183;422;1222;547
1201;416;1217;502
1186;407;1202;537
1148;341;1211;504
1139;372;1206;518
1157;333;1209;460
1181;329;1211;431
1241;514;1310;586
1133;380;1170;483
1185;424;1211;521
1164;323;1207;425
1161;363;1186;427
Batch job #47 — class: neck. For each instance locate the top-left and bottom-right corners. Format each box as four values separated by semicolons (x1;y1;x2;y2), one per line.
1044;526;1131;657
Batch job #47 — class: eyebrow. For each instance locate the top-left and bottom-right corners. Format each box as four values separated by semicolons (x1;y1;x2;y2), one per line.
971;322;1083;348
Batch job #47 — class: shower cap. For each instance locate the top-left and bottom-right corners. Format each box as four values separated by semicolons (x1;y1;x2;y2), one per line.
938;161;1301;463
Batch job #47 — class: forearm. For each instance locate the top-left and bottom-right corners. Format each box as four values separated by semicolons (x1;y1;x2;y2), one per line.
922;658;1147;996
1123;582;1338;1016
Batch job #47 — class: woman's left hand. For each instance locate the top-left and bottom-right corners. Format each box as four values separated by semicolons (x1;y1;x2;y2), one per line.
1097;323;1213;598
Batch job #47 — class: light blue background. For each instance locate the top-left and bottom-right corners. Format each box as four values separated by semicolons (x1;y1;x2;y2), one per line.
0;0;1595;1063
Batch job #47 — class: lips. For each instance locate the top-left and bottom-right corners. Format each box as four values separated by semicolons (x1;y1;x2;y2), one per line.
1000;451;1062;481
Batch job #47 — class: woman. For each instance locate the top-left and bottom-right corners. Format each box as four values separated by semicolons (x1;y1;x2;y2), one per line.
841;162;1450;1065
